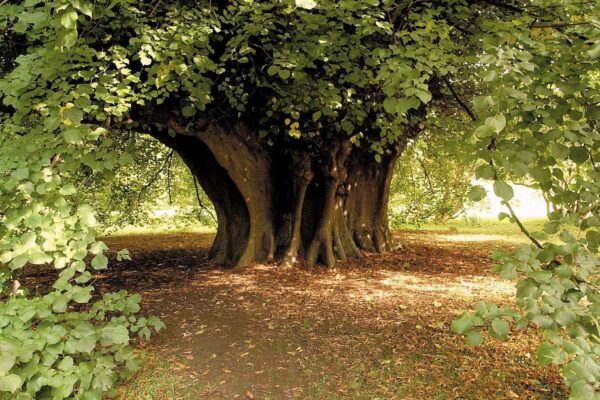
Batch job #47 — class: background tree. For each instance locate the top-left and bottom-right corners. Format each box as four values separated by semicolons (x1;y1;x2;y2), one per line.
75;133;216;232
389;115;477;226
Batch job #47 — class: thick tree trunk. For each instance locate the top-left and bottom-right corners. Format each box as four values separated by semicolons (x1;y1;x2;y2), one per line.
345;142;405;253
280;151;313;268
149;121;404;269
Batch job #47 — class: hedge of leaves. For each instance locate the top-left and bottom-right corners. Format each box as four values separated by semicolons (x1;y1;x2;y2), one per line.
451;4;600;399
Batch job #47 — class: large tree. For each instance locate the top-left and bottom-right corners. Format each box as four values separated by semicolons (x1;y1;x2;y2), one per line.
108;0;460;269
3;0;492;269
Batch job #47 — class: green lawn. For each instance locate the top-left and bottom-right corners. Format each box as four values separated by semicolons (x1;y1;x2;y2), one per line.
402;217;547;239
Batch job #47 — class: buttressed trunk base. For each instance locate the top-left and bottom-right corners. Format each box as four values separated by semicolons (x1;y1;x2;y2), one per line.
152;123;404;269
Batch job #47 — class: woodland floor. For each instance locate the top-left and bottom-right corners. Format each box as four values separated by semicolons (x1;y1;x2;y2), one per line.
92;228;567;400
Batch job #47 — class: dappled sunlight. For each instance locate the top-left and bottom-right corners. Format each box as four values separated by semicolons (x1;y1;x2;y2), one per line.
378;273;514;300
437;233;520;242
79;230;567;399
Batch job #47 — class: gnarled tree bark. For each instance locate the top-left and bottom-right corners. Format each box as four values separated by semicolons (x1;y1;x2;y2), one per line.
148;120;405;269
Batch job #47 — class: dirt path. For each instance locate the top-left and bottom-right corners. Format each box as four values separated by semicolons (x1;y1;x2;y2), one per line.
96;231;565;400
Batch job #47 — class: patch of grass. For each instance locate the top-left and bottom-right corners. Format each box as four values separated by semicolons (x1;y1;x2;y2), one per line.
104;224;216;237
401;217;547;238
116;356;203;400
106;217;547;241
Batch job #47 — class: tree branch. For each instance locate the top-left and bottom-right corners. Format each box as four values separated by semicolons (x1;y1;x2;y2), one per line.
417;158;435;194
192;175;216;223
533;22;591;28
442;76;477;122
136;150;173;207
503;200;543;249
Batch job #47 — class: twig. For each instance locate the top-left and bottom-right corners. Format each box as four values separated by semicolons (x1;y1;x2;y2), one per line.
417;159;434;193
136;150;173;206
532;22;591;28
149;0;162;17
51;154;61;167
193;176;216;223
590;150;599;173
11;279;20;298
503;200;543;249
442;76;477;122
167;153;173;204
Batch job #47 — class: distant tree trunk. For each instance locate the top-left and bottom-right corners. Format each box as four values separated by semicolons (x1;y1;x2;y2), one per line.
149;121;405;269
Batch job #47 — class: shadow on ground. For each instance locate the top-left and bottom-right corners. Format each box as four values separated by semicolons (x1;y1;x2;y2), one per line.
89;230;566;399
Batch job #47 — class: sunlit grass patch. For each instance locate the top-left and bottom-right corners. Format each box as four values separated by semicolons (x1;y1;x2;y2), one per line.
116;355;203;400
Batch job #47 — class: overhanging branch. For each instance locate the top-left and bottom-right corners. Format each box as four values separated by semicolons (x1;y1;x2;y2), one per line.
442;76;477;122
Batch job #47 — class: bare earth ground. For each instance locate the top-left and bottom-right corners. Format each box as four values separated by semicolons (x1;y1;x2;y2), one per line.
90;230;566;400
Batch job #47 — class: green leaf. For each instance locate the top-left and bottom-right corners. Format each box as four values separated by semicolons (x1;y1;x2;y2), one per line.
91;254;108;270
295;0;317;9
485;114;506;134
63;128;82;144
569;147;588;164
61;30;78;48
554;308;576;327
473;95;495;110
72;286;93;303
586;230;600;248
570;380;595;400
117;249;131;261
466;332;484;346
29;252;52;265
490;318;509;339
100;325;130;345
0;374;22;393
475;164;495;180
278;69;291;79
529;270;551;284
181;105;196;117
76;2;93;18
537;342;561;367
451;313;473;335
475;124;495;138
14;168;29;180
59;184;77;196
60;10;78;30
383;97;396;113
75;337;96;353
415;90;432;104
532;315;554;329
58;356;74;371
383;97;419;114
544;222;559;234
395;97;420;114
90;242;107;255
52;296;69;313
466;185;487;202
493;181;513;202
588;44;600;59
140;54;152;66
0;354;16;376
